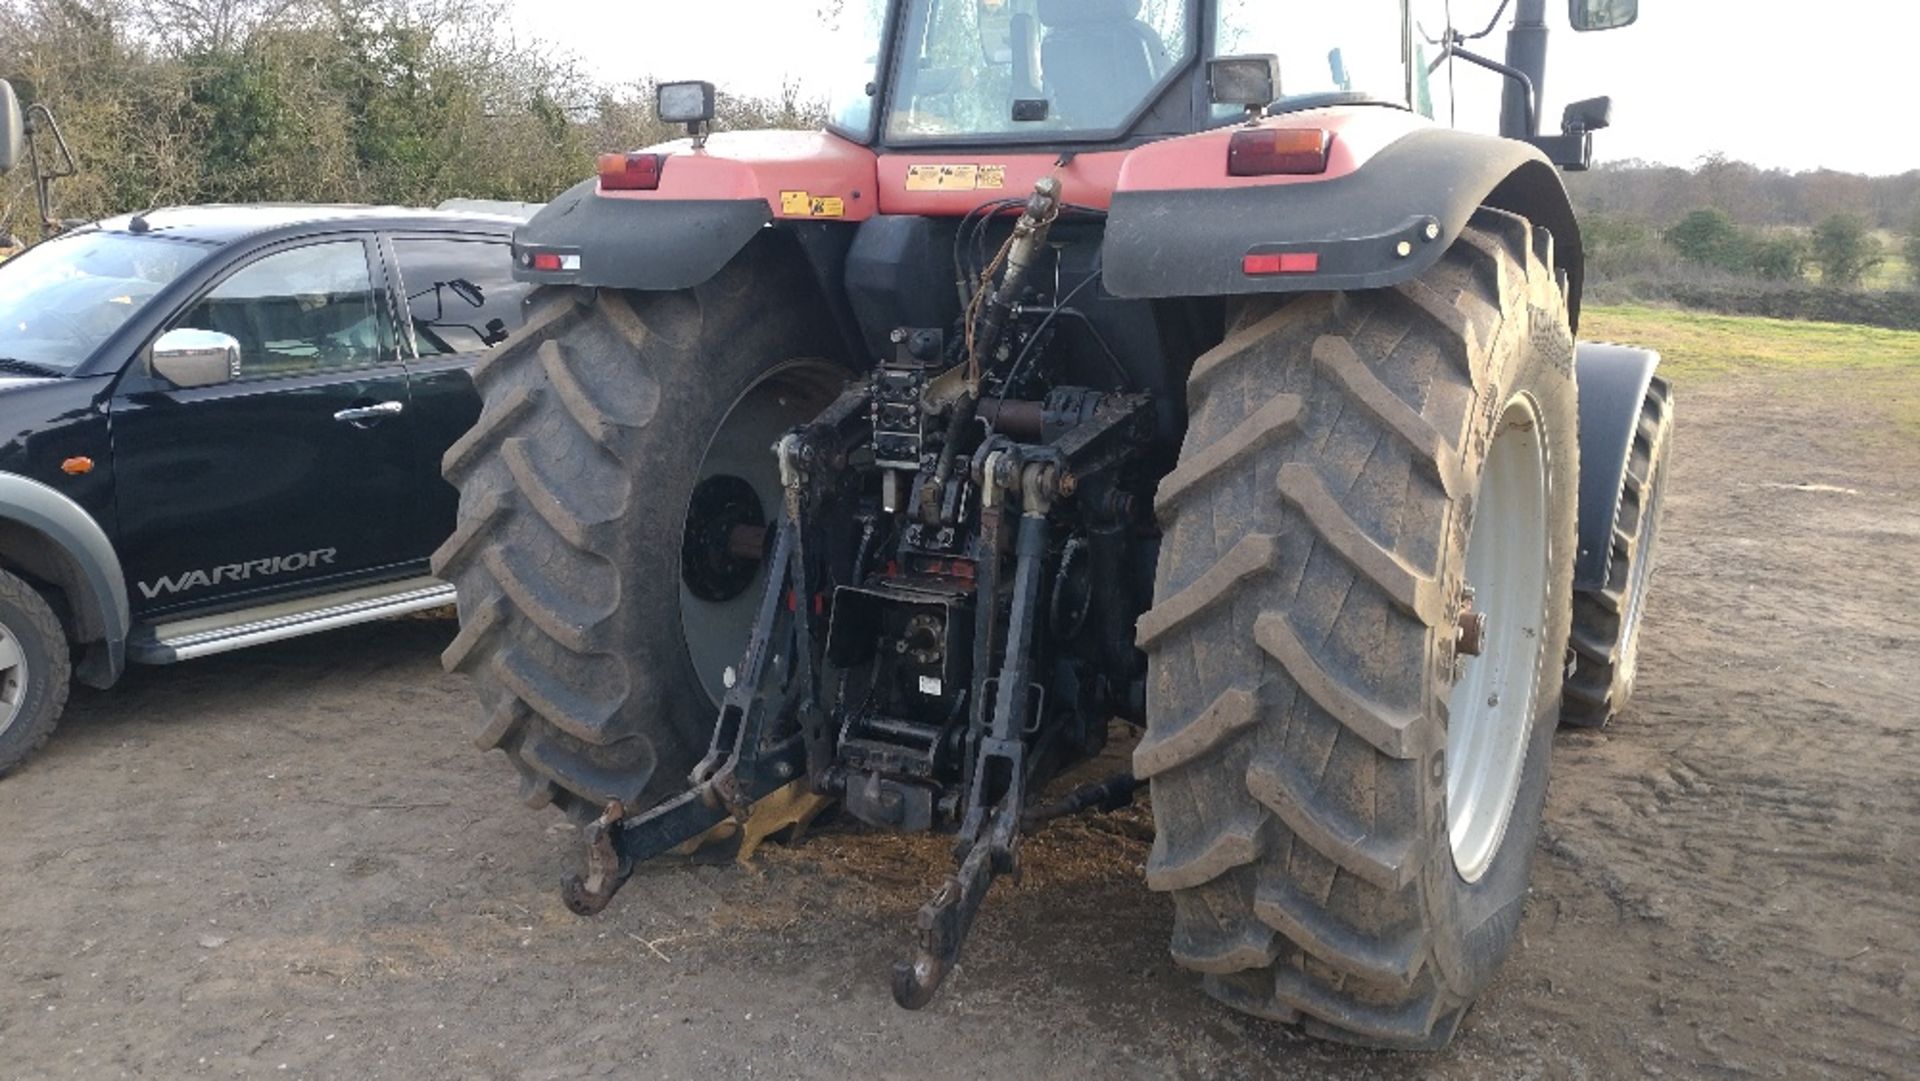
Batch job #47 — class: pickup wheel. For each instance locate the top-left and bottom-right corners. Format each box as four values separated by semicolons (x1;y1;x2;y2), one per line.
1138;209;1579;1048
0;568;72;778
434;252;846;821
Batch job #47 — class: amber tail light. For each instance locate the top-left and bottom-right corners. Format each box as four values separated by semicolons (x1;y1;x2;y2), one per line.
1227;128;1333;177
598;152;664;191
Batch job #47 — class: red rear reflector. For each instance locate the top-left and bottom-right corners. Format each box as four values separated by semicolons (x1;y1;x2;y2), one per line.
1228;128;1333;176
531;252;563;272
598;152;663;190
1243;251;1320;276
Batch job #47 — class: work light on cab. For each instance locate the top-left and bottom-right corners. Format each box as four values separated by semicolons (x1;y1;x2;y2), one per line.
657;79;717;145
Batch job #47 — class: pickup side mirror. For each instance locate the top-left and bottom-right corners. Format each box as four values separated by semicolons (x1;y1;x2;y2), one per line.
1570;0;1638;32
0;80;23;175
151;329;241;389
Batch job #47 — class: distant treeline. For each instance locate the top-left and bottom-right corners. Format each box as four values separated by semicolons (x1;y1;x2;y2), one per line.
7;2;1918;320
1567;156;1920;313
1568;154;1920;233
0;0;820;237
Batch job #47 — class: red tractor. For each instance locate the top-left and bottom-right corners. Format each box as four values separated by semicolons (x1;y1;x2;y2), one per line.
440;0;1674;1048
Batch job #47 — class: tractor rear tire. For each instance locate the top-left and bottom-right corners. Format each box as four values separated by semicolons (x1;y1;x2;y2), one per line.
1562;375;1673;728
1138;208;1578;1049
434;252;845;821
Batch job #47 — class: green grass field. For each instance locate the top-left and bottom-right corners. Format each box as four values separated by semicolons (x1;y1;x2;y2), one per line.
1583;303;1920;434
1583;304;1920;376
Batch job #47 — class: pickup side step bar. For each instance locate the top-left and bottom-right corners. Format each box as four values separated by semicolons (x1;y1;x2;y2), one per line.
127;576;455;664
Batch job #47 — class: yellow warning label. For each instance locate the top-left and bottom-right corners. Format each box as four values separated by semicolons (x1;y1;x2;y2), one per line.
779;191;846;218
905;164;1009;192
906;164;979;191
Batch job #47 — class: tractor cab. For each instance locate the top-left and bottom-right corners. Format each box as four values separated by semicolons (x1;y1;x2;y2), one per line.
829;0;1412;144
802;0;1631;161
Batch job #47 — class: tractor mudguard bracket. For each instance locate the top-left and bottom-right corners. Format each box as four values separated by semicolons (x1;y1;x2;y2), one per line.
1572;342;1663;589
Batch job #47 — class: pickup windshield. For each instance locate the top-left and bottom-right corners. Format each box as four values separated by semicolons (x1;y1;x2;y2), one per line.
885;0;1195;141
0;231;211;374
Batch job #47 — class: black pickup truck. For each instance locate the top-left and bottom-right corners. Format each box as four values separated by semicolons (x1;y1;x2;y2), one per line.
0;204;532;774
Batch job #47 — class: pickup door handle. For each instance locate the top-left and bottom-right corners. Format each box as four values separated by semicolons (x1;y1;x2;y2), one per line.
333;400;405;424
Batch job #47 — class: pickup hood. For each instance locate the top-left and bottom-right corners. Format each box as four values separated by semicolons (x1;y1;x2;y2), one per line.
0;375;63;392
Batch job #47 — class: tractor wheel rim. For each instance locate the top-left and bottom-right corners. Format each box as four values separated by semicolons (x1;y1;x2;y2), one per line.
1616;463;1667;689
1446;395;1551;884
680;361;846;707
0;619;29;735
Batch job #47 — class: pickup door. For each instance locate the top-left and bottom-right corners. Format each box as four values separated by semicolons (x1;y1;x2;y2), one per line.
111;234;421;615
384;232;526;562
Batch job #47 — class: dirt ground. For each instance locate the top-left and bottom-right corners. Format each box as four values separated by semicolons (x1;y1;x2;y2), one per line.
3;365;1917;1080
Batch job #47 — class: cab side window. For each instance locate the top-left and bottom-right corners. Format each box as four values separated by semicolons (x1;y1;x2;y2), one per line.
390;238;529;358
1411;0;1455;123
173;240;387;380
1211;1;1410;120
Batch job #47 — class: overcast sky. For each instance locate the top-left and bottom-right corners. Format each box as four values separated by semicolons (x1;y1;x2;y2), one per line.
511;1;1918;176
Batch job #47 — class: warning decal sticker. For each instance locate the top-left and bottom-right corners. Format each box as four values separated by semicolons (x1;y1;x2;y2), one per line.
779;191;846;218
904;164;1008;192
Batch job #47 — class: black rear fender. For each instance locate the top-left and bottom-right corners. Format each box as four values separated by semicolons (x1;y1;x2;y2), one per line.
511;178;771;292
513;184;865;365
1103;127;1587;329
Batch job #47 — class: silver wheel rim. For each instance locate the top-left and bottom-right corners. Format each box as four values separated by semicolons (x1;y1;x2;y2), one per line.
1447;395;1551;884
1616;464;1666;690
0;619;30;736
680;361;845;706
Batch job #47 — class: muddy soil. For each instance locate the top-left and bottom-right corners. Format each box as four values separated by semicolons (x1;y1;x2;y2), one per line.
2;367;1916;1080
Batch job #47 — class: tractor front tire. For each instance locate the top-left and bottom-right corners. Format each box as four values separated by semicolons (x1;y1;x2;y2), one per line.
1139;208;1579;1048
435;253;845;821
1562;375;1673;728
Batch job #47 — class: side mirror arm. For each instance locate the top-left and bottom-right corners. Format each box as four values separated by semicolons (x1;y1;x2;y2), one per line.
1441;43;1538;137
23;103;77;239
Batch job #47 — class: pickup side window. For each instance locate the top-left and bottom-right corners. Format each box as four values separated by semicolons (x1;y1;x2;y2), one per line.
390;238;529;358
172;240;387;380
